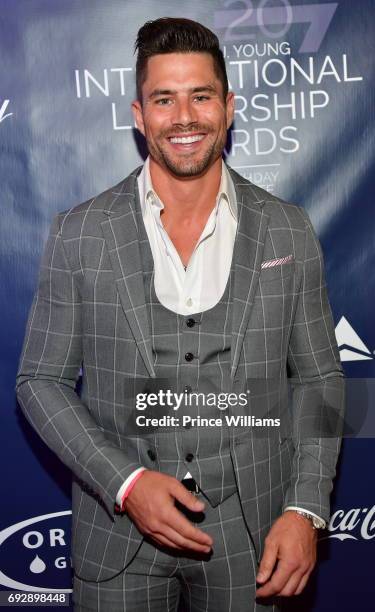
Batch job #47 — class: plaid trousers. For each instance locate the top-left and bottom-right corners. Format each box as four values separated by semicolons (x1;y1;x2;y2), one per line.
73;489;280;612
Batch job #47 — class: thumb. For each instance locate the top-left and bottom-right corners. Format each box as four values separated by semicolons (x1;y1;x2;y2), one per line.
173;482;205;512
256;541;277;583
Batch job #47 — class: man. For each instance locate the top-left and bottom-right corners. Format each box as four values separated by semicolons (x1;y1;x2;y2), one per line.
16;17;345;612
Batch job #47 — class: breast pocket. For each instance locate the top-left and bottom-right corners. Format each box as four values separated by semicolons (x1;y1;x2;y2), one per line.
257;262;296;306
259;261;295;284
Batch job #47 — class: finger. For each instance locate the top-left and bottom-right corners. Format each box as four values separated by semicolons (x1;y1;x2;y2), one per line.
159;524;212;553
165;509;213;548
166;506;213;547
294;571;311;596
149;532;185;550
256;560;295;597
172;482;206;513
277;569;306;597
256;540;278;584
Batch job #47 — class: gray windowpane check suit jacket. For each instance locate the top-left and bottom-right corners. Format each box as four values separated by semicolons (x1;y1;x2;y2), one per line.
16;164;345;582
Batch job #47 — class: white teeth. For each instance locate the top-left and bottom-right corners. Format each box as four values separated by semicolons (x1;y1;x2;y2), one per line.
169;135;205;144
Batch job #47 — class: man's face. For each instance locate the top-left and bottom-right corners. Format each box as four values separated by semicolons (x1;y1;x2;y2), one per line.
132;52;234;178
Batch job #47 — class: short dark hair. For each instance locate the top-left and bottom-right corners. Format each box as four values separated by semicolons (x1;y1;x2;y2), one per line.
134;17;228;103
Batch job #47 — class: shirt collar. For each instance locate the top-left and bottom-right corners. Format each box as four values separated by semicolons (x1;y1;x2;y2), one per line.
138;156;238;221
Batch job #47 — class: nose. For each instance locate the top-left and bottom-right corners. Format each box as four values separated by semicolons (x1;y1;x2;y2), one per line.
171;96;197;126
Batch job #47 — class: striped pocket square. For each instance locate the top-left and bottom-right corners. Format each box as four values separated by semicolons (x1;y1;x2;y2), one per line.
261;254;294;268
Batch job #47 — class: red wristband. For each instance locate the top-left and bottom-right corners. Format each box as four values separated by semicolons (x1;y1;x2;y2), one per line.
121;470;147;511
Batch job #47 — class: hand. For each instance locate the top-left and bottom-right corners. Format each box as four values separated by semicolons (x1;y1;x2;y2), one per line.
256;511;318;598
124;471;213;554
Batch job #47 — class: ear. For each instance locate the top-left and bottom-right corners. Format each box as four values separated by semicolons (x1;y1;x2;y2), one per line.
131;99;145;136
225;91;235;130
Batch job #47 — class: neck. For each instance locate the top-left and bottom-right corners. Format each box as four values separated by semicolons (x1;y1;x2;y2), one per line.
149;156;222;221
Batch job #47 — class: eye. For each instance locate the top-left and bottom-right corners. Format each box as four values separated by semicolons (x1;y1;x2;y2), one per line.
194;95;210;102
155;98;172;106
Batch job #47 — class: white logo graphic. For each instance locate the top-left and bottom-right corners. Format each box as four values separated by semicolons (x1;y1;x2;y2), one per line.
335;316;373;361
0;511;72;592
324;505;375;541
29;555;46;574
0;99;13;124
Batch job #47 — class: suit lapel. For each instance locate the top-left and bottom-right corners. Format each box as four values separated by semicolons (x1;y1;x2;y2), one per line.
100;167;155;377
228;167;270;379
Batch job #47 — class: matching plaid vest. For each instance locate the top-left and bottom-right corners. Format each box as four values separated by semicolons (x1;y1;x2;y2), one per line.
138;214;238;506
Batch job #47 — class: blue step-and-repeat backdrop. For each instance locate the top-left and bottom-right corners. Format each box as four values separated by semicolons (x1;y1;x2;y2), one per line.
1;0;374;610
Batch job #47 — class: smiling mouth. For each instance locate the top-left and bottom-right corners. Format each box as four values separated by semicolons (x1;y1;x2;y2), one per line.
168;134;206;144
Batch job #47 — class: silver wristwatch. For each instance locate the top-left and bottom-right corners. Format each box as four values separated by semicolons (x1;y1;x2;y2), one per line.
294;510;326;530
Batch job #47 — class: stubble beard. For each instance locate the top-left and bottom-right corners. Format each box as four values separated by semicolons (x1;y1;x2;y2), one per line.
148;129;226;178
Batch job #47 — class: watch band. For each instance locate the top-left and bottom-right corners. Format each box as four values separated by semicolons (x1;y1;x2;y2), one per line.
294;510;326;530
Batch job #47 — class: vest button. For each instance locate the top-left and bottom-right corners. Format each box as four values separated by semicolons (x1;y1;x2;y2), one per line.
186;318;195;328
147;449;156;461
185;453;194;462
185;352;194;362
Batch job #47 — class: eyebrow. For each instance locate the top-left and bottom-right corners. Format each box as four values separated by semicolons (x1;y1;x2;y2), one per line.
148;85;218;99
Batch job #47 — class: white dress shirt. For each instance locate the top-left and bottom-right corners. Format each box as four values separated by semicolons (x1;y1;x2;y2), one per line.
115;157;325;527
138;155;238;315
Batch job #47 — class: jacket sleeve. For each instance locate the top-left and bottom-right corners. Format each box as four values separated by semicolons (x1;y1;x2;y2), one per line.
283;207;346;522
15;214;143;517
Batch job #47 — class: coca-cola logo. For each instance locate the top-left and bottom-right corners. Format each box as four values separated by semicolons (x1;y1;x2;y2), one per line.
0;511;72;592
325;505;375;541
